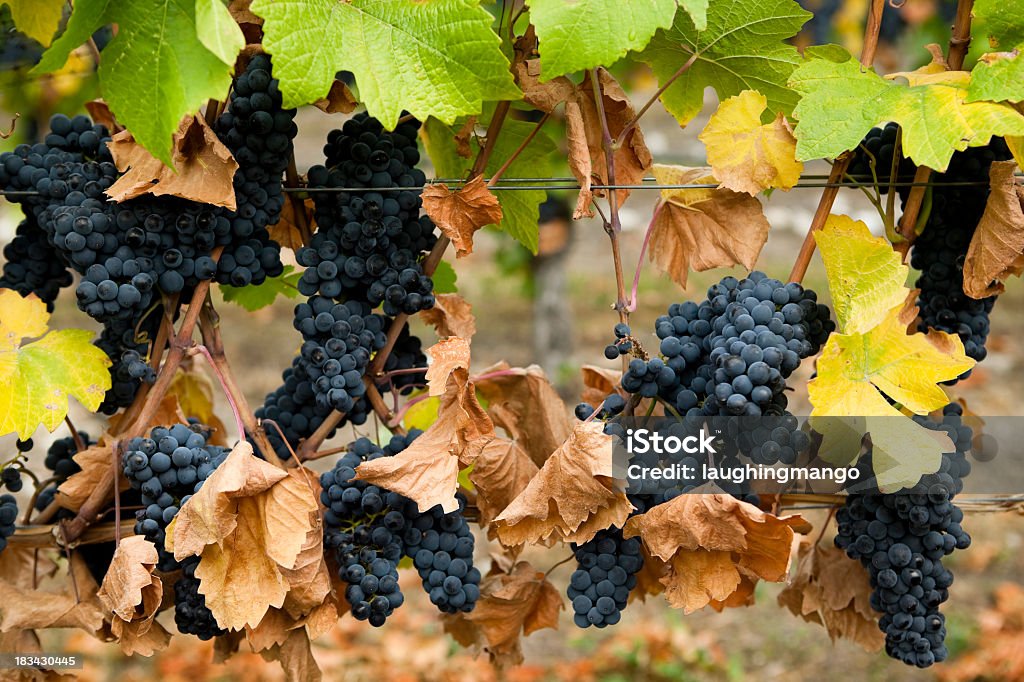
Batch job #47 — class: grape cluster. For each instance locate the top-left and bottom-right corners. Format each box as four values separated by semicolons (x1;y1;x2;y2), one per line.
94;314;161;414
909;142;1011;381
34;433;90;512
835;404;973;668
174;555;226;640
0;215;72;309
320;432;480;626
847;123;915;194
122;423;227;572
300;114;437;316
568;528;643;628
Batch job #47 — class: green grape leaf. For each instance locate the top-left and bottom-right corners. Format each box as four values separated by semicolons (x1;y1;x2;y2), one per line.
968;50;1024;103
2;0;65;46
250;0;520;129
0;291;111;440
527;0;678;80
33;0;237;166
789;47;1024;171
635;0;809;127
432;260;458;294
974;0;1024;49
219;265;301;312
195;0;246;66
422;115;557;254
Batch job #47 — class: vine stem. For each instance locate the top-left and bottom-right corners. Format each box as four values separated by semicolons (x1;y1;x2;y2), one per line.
590;67;631;361
285;152;313;244
627;200;664;312
197;304;284;468
62;250;223;543
488;112;549;187
895;0;975;258
614;53;698;149
64;415;85;454
788;0;887;284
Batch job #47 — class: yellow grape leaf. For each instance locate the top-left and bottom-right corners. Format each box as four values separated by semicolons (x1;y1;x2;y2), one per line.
698;90;803;194
403;393;440;432
814;215;911;333
169;366;228;444
808;304;973;418
2;0;64;46
0;291;111;439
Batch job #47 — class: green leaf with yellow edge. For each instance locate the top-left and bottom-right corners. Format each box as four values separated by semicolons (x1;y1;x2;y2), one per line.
974;0;1024;49
808;304;973;419
251;0;519;128
636;0;809;127
526;0;678;80
789;46;1024;171
698;89;803;195
813;215;910;334
0;291;111;440
219;265;301;312
403;393;440;433
2;0;64;46
968;50;1024;104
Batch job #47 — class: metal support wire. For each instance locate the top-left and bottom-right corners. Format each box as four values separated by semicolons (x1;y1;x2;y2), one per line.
0;176;1019;197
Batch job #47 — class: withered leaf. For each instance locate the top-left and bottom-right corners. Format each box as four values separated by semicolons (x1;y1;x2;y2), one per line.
580;365;623;408
269;195;314;252
106;114;239;208
647;164;770;289
777;537;884;651
0;555;105;634
419;293;477;340
469;438;539;532
170;441;288;559
493;421;631;546
259;627;322;682
85;99;118;132
424;337;471;397
624;492;806;613
454;116;477;158
451;562;562;668
229;0;261;24
474;363;572;467
169;365;228;445
313;79;358;114
514;61;651;219
96;536;162;623
963;160;1024;298
357;369;494;513
110;618;172;657
57;443;128;513
421;175;503;258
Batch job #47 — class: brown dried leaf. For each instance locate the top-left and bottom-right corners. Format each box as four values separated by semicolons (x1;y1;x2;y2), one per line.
419;293;477;340
270;196;314;252
96;536;162;623
648;164;771;289
777;538;883;651
111;618;172;657
424;337;472;397
514;61;651;220
493;421;631;546
313;79;358;114
0;555;105;634
963;160;1024;298
422;175;503;258
170;441;288;558
454;117;477;158
357;370;494;513
474;363;572;467
630;545;668;603
259;627;322;682
581;365;623;408
169;366;228;445
57;444;128;512
85;99;118;132
106;114;239;208
469;438;539;532
623;492;805;613
278;470;332;619
450;561;562;668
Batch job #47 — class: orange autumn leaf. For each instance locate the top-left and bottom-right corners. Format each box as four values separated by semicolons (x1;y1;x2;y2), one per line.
623;491;806;613
963;160;1024;298
357;368;494;513
469;438;539;532
424;337;471;397
269;195;314;252
777;538;884;651
419;293;477;340
313;79;358;114
97;536;163;623
422;175;503;257
493;421;631;546
106;114;239;209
